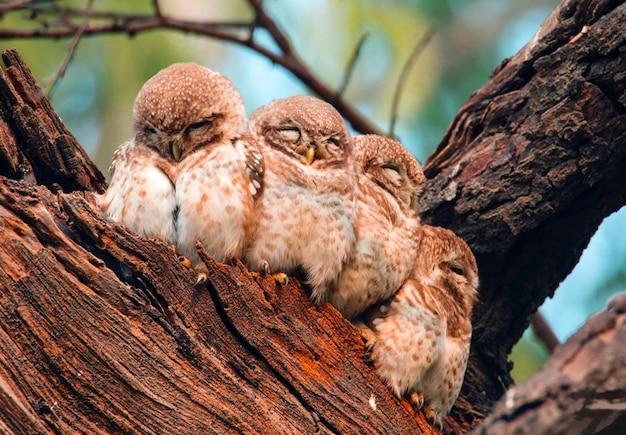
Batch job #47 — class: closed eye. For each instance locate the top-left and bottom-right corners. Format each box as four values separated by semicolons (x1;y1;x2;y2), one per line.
381;164;403;185
450;265;465;276
381;163;400;173
327;136;343;148
276;126;301;143
186;119;213;133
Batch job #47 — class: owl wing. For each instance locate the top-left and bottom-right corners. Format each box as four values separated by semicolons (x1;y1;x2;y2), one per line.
234;133;264;201
365;279;447;398
422;316;472;423
98;140;177;244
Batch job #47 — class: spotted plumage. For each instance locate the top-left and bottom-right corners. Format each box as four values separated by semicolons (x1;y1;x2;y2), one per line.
328;134;424;319
99;63;263;280
362;225;479;429
243;95;357;303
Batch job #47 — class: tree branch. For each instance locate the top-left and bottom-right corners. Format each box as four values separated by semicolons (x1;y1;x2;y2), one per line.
0;1;384;135
389;26;435;138
336;32;369;100
420;0;626;410
472;292;626;434
530;311;560;354
43;0;94;97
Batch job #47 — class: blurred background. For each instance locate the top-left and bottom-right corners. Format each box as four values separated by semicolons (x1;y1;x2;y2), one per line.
2;0;624;383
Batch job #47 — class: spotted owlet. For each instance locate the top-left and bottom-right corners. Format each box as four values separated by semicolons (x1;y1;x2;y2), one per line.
328;134;424;320
361;225;479;429
243;95;357;304
99;63;263;280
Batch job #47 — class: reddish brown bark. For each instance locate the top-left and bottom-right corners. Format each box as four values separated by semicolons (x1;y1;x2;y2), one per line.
472;292;626;435
420;0;626;418
0;0;625;433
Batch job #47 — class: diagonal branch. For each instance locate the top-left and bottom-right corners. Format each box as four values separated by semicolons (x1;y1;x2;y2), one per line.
336;32;369;100
389;26;435;138
43;0;95;97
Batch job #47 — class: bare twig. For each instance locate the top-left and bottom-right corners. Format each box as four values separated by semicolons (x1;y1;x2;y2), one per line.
43;0;94;98
0;1;383;135
389;26;435;138
530;311;560;354
245;0;294;56
336;32;369;100
152;0;162;18
0;0;37;14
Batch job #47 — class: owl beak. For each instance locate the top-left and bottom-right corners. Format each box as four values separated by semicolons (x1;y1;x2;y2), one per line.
406;196;412;209
171;142;182;161
306;146;316;165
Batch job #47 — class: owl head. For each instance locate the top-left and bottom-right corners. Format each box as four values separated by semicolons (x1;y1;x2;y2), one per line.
248;95;352;168
354;135;424;213
133;63;245;162
417;225;479;316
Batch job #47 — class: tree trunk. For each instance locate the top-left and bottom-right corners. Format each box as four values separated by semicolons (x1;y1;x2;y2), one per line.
0;0;625;433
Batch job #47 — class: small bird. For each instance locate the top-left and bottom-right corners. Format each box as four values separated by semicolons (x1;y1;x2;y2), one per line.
361;225;479;429
99;63;263;282
327;134;424;319
244;95;357;303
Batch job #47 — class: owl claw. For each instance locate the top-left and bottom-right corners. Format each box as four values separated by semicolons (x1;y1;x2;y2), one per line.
360;327;379;361
194;265;208;286
424;406;444;431
259;260;289;285
179;255;193;270
195;272;208;285
260;260;271;276
409;391;425;410
272;272;289;285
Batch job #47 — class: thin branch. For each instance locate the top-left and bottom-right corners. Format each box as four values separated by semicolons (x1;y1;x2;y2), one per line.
245;0;294;56
389;26;435;138
0;0;37;14
336;32;369;100
530;311;560;354
152;0;162;19
43;0;94;98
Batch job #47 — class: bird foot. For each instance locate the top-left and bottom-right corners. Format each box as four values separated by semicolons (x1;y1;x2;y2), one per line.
260;260;289;285
409;391;425;410
178;255;193;270
359;327;378;361
178;256;207;285
423;406;443;431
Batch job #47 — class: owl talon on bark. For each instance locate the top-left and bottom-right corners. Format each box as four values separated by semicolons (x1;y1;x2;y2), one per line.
260;260;289;285
178;255;193;270
272;272;289;285
195;272;208;286
359;327;378;361
409;391;425;410
424;406;444;431
193;264;209;286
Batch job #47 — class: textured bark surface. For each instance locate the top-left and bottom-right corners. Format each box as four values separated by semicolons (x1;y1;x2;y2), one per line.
420;0;626;418
0;177;434;434
0;0;625;433
472;292;626;435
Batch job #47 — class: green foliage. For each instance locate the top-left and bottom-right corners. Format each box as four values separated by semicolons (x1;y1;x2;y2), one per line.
509;332;549;384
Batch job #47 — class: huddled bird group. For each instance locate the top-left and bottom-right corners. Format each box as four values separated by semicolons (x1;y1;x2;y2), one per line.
98;62;479;429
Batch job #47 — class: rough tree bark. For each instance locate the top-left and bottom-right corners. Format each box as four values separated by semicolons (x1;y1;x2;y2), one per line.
0;0;625;433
